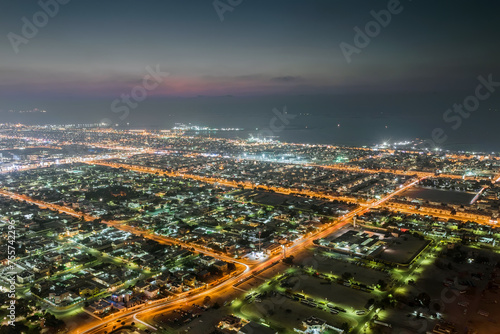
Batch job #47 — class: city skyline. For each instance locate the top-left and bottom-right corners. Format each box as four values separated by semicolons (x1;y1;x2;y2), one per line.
1;2;500;334
2;1;500;151
1;124;500;333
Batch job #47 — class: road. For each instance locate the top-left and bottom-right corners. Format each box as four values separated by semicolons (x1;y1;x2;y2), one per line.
75;173;426;333
382;203;495;226
0;188;247;265
310;163;466;180
2;132;493;181
85;161;360;204
0;169;457;334
0;152;128;174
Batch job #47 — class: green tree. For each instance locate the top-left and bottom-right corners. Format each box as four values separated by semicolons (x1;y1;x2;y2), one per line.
44;313;66;332
342;272;353;280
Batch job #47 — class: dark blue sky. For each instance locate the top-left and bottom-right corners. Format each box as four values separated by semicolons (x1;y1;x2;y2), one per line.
2;0;499;98
1;0;499;149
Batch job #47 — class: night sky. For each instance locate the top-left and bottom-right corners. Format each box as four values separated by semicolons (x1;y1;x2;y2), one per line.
1;0;500;149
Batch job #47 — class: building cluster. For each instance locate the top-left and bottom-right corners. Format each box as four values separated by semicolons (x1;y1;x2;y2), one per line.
1;125;500;333
0;194;234;317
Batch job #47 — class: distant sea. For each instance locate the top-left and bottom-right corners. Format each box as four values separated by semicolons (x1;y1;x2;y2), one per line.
182;113;500;154
5;93;500;153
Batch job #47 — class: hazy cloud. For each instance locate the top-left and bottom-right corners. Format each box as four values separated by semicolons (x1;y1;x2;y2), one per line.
271;76;304;83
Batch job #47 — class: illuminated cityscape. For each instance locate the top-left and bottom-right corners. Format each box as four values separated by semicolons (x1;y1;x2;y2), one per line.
1;1;500;334
0;124;499;334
